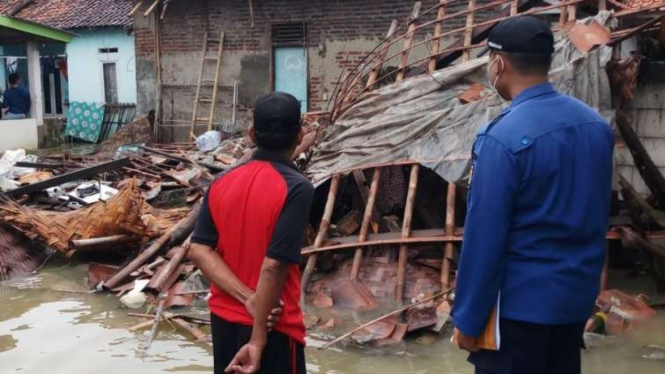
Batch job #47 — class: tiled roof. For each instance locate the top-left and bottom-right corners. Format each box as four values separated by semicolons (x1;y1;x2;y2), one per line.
0;0;133;29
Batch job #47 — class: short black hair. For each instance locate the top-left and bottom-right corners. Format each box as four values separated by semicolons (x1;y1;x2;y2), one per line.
254;127;300;152
502;52;552;76
8;73;20;85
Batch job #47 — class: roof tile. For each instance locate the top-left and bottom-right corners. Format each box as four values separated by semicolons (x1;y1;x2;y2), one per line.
0;0;133;29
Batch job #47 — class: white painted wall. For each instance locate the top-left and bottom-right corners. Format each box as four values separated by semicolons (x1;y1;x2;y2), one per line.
0;119;38;152
66;28;137;103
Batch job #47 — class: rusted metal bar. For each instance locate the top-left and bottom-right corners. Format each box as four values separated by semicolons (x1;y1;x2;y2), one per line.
429;1;447;73
396;164;420;303
396;2;423;83
441;183;457;290
103;205;200;290
462;0;477;62
70;235;138;251
144;237;192;295
350;168;381;280
302;174;341;296
367;20;400;89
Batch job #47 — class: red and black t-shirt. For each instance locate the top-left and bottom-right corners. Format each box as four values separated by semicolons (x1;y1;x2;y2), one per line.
191;149;314;344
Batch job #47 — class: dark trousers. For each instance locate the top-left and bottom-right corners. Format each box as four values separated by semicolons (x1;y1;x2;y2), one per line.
211;313;306;374
469;318;585;374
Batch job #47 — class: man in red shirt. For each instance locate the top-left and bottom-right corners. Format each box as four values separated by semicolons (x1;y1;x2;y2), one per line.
188;92;314;374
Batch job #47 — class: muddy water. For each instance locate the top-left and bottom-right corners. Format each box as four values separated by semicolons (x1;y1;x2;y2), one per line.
1;264;664;374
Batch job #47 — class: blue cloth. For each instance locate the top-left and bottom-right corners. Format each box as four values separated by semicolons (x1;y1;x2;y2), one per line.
452;83;614;337
2;86;31;115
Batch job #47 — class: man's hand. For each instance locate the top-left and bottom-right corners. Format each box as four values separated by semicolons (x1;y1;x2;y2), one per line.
455;328;480;353
225;341;264;374
244;293;283;331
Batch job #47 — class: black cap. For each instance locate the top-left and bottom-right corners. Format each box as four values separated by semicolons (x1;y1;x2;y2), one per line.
253;92;302;134
488;16;554;54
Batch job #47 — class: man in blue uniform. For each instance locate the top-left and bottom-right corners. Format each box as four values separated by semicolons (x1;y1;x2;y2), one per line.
452;16;614;374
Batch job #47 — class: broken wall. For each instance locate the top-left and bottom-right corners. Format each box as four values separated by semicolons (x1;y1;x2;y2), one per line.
133;0;467;142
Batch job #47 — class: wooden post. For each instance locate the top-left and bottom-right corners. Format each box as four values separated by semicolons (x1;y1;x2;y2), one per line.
441;183;456;290
301;174;341;298
396;164;420;303
429;1;447;73
510;0;519;15
352;170;383;233
350;168;381;280
396;2;422;83
367;20;399;89
568;3;577;21
559;0;568;27
462;0;476;62
129;0;145;16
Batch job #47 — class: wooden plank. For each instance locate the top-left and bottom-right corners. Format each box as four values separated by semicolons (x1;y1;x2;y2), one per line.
367;20;399;89
462;0;476;62
396;164;419;303
6;158;130;198
429;1;447;73
207;31;225;131
302;174;341;296
441;183;457;290
396;2;422;82
350;168;381;280
190;32;208;136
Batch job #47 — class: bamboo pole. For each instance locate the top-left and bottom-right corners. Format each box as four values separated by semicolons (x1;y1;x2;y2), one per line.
70;235;137;251
350;168;381;280
441;183;456;290
144;237;192;295
190;32;209;136
208;31;225;131
429;0;447;73
396;2;422;82
396;164;420;303
559;0;568;27
367;20;400;89
320;288;454;350
103;205;200;290
510;0;518;15
462;0;477;62
301;174;341;297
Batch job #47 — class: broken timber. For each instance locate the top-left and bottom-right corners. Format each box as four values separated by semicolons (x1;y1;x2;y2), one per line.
5;158;130;198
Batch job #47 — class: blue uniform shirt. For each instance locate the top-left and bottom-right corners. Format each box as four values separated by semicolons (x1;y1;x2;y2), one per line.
2;86;31;115
452;83;614;337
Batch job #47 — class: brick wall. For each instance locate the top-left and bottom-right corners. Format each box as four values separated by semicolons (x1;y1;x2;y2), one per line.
134;0;479;141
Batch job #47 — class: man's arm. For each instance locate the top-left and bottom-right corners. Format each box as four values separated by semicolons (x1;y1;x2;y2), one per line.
226;179;314;374
452;135;519;347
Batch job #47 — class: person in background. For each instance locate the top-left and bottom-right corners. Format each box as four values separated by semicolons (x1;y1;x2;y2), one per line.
2;73;31;120
188;92;313;374
452;16;614;374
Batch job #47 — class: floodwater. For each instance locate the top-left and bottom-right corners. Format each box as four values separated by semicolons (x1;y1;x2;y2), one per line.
1;264;665;374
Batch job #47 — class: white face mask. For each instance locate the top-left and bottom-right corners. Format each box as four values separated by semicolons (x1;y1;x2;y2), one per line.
486;56;504;93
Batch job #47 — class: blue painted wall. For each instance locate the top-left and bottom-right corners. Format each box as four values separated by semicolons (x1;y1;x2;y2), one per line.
66;28;137;103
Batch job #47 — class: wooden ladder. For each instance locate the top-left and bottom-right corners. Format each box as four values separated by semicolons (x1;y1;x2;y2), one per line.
190;31;225;138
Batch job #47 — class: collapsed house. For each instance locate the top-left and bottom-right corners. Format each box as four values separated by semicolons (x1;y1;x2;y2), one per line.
0;0;664;349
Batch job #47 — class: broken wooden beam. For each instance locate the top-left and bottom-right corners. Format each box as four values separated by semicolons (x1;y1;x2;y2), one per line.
616;114;665;209
102;205;200;290
397;164;419;303
428;0;447;73
139;145;225;173
5;158;130;198
144;237;192;295
441;183;457;290
367;20;400;88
